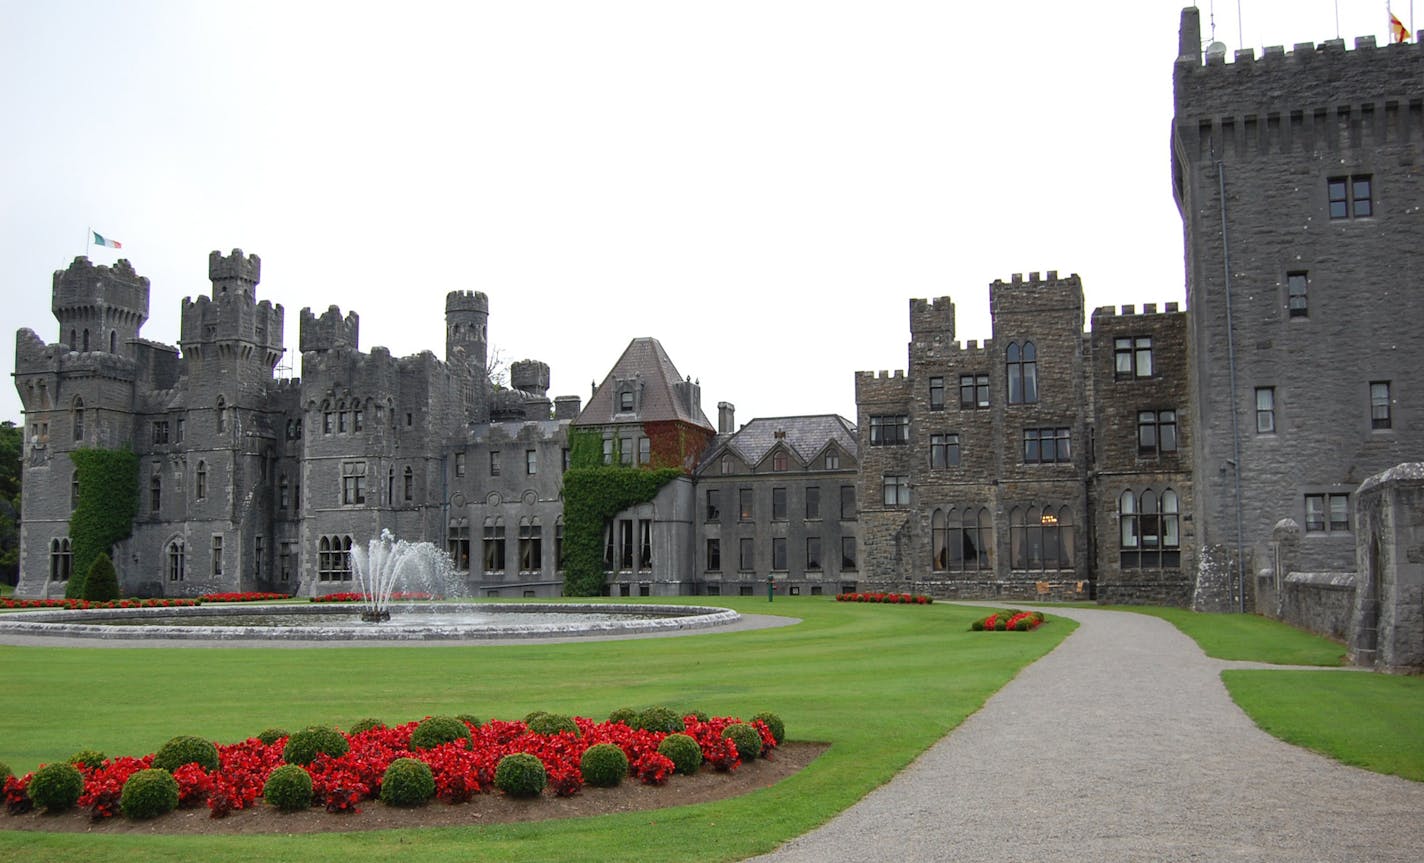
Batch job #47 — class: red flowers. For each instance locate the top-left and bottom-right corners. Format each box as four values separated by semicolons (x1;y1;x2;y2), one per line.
0;597;199;610
310;592;436;603
972;609;1046;632
197;592;291;603
836;592;933;605
6;711;780;820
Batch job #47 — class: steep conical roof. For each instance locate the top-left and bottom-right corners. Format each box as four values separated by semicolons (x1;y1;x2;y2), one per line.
574;337;713;429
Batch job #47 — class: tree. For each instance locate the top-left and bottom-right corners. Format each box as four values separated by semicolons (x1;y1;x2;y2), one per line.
82;552;120;602
0;421;20;586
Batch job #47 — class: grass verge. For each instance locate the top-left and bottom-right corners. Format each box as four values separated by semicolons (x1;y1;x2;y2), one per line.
0;597;1072;863
1223;670;1424;781
1102;605;1345;666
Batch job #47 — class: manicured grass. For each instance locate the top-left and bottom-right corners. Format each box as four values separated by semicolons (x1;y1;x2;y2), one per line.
0;597;1073;863
1104;605;1346;666
1223;670;1424;781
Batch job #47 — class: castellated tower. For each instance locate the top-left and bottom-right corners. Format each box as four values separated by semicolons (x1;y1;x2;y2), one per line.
51;256;150;357
179;249;286;392
445;290;489;419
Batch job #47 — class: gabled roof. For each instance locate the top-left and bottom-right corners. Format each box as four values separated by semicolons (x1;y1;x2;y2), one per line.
573;337;713;430
721;414;858;467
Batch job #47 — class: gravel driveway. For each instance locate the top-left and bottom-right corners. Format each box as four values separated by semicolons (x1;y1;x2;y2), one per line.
749;606;1424;862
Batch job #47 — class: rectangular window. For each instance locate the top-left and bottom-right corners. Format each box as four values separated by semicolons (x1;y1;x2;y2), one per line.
341;461;367;504
772;487;787;521
602;438;613;465
454;452;466;477
619;437;633;465
805;486;821;520
706;538;721;571
352;409;363;432
279;542;292;583
526;449;537;475
928;377;945;411
337;410;347;433
706;488;721;521
959;374;989;409
882;474;910;506
1137;410;1178;455
175;418;185;443
869;414;909;445
448;522;470;571
1287;272;1308;318
1371;381;1392;429
211;534;223;577
618;519;634;570
739;488;753;521
772;537;787;571
739;538;754;571
1255;387;1276;434
1114;337;1153;378
1305;493;1351;533
487;451;498;476
930;433;960;468
484;520;505;572
519;520;543;572
561;448;570;472
254;536;263;578
825;450;840;470
1329;175;1372;219
152;421;169;444
1023;428;1072;463
841;536;857;570
638;519;651;570
840;485;856;519
772;451;788;471
638;437;650;464
806;537;822;571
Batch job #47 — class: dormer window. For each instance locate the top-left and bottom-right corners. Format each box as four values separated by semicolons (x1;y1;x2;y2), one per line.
619;390;634;412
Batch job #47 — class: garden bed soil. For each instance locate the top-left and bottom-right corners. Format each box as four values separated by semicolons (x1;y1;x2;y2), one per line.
1;741;825;835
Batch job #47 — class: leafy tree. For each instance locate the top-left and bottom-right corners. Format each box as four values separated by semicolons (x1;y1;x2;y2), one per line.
0;421;19;586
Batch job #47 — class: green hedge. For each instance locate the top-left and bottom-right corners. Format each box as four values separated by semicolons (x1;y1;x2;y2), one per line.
66;448;138;598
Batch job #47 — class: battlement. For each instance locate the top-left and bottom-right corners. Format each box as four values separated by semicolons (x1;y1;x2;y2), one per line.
1174;7;1424;155
445;290;489;314
1089;301;1183;323
208;249;261;297
14;327;139;381
854;369;911;405
299;305;360;353
511;359;551;396
909;297;955;339
51;256;150;321
180;294;285;350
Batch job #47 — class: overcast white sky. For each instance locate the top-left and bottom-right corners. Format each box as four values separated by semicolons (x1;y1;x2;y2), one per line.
1;1;1409;427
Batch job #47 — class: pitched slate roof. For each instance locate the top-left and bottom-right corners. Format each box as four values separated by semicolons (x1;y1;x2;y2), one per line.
573;337;713;430
721;414;858;467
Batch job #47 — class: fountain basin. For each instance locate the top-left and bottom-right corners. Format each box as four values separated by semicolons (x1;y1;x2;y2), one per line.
0;603;742;643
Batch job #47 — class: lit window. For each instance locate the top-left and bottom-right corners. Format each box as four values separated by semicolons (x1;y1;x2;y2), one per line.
1370;381;1391;430
1009;505;1074;571
1255;387;1276;434
739;488;753;521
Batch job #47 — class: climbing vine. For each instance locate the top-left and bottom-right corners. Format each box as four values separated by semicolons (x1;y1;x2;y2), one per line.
66;448;139;598
567;429;606;471
561;466;681;596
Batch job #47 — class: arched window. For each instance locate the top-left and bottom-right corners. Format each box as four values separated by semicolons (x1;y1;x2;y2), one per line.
322;400;333;434
931;509;949;571
448;519;470;571
387;466;394;504
1006;341;1039;405
82;329;90;351
195;460;207;499
70;471;80;510
167;539;185;582
1011;504;1070;571
50;538;73;582
483;518;505;573
150;474;161;512
403;466;414;502
953;506;992;572
215;397;227;433
279;474;290;510
520;517;543;572
337;400;347;433
319;535;333;580
109;330;117;353
72;397;84;441
554;517;565;571
69;329;77;349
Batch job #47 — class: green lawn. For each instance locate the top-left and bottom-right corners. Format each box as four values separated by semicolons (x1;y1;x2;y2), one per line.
0;597;1073;862
1105;605;1346;666
1223;670;1424;781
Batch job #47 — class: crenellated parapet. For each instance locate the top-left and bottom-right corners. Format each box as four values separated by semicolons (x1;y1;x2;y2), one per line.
1089;301;1183;324
299;305;360;353
445;290;489;316
510;359;551;397
207;249;261;298
854;369;912;405
909;297;955;340
989;271;1084;316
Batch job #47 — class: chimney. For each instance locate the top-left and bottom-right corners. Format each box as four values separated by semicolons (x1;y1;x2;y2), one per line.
718;401;735;434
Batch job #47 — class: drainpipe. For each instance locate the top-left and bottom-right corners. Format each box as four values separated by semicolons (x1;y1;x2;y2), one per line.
1218;160;1248;614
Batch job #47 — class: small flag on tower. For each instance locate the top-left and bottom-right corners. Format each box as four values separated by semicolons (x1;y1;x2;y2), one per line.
92;231;122;249
1391;11;1410;43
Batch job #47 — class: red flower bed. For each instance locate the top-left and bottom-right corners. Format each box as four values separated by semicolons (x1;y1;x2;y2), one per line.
835;592;932;605
971;609;1046;632
2;711;780;819
0;597;199;610
197;592;292;603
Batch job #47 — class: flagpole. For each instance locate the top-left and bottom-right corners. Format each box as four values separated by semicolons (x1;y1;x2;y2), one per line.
85;226;90;259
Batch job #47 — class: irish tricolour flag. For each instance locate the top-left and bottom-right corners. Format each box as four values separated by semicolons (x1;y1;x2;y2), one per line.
92;231;122;249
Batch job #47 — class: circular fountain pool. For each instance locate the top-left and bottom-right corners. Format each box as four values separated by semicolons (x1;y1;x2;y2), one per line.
0;603;742;643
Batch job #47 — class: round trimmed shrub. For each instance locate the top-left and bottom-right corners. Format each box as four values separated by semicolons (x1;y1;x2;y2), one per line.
409;715;472;751
120;768;179;820
522;710;549;725
579;744;628;788
1015;618;1033;631
379;758;435;807
262;764;313;812
455;714;482;729
348;718;386;735
722;723;763;762
526;713;579;737
27;762;84;812
494;753;547;797
752;712;786;745
0;762;12;785
256;727;289;745
152;735;219;773
632;705;684;734
686;709;710;723
81;552;121;602
67;749;106;770
606;707;637;726
656;733;703;776
282;726;349;765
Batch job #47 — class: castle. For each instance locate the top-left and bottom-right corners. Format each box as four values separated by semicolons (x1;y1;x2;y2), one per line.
11;9;1423;665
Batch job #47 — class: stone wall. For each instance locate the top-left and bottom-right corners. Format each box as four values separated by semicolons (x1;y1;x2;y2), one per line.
1279;572;1356;640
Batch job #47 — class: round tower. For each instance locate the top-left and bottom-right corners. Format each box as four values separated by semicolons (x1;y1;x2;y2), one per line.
51;256;150;357
445;290;489;372
510;359;550;397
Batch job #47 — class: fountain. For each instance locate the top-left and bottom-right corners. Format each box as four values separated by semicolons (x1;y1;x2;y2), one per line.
350;530;454;623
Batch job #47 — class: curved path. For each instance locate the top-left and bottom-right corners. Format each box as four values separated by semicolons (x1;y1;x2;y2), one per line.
751;606;1424;862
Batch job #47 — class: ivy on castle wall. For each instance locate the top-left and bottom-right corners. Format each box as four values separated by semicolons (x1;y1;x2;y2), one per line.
561;466;681;596
65;448;138;598
567;429;606;471
644;420;713;472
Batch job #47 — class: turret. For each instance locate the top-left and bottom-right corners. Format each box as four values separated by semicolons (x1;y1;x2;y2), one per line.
299;306;360;353
51;256;150;358
510;359;550;397
445;291;489;373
